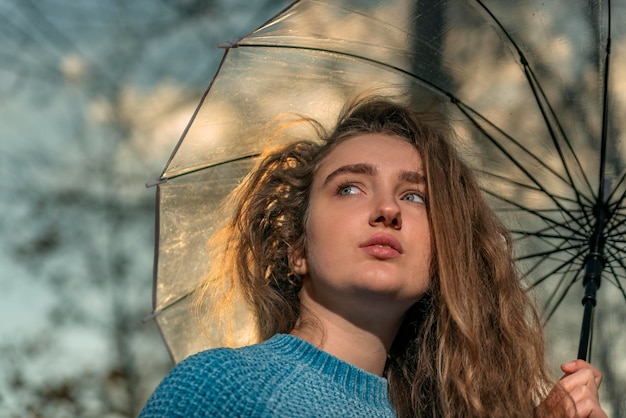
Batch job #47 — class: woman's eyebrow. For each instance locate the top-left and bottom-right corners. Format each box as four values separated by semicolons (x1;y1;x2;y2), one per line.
399;170;426;185
323;163;376;186
323;164;425;187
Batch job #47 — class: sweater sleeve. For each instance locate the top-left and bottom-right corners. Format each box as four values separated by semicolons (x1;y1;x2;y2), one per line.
138;349;257;418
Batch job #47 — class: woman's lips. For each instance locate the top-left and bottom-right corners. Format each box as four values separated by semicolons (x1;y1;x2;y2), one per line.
360;234;403;259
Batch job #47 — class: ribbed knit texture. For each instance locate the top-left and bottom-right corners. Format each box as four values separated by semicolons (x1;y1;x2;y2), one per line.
139;334;396;417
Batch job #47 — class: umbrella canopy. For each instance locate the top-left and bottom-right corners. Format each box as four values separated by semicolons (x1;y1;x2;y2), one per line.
149;0;626;381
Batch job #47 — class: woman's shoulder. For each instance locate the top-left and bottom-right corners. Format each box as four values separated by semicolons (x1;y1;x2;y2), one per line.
177;344;255;375
170;340;282;383
138;336;289;417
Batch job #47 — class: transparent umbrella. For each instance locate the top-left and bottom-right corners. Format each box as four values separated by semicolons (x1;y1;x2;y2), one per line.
147;0;626;378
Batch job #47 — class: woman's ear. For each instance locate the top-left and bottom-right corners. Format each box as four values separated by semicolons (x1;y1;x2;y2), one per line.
289;248;308;275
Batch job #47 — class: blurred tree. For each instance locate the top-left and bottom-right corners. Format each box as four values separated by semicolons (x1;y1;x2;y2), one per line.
0;0;289;416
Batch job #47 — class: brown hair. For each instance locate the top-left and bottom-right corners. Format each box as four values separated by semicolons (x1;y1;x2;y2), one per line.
195;97;555;417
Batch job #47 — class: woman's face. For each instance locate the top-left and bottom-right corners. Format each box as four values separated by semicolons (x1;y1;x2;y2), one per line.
292;133;432;317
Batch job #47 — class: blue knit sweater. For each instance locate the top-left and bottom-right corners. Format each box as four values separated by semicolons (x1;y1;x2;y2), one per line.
139;334;396;417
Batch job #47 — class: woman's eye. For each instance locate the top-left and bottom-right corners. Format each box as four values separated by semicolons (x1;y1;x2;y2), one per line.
338;185;360;195
402;192;424;203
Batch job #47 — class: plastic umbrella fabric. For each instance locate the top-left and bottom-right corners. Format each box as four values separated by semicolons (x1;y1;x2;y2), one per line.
148;0;626;372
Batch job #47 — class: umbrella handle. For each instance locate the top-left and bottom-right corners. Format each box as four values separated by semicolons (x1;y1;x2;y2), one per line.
577;279;597;362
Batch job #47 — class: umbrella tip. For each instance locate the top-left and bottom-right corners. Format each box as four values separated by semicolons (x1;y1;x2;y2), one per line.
146;178;167;188
142;310;162;323
217;39;240;49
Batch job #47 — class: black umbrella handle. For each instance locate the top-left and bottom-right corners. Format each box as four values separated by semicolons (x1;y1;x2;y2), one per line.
577;279;598;362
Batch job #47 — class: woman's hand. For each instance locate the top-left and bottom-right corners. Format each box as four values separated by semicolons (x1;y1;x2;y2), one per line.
539;360;607;417
558;360;606;417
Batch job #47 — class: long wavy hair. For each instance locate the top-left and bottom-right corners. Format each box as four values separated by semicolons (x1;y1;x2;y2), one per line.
195;97;555;417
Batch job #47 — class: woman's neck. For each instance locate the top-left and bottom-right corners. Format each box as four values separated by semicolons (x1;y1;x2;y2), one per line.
290;287;406;376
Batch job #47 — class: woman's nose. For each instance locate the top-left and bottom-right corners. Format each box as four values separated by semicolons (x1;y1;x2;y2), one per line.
369;196;402;229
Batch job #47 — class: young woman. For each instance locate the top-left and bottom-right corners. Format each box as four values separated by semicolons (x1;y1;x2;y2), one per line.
140;97;606;417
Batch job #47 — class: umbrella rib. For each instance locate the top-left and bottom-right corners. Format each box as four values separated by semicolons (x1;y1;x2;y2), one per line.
605;170;626;209
517;243;584;262
237;42;458;102
523;69;596;212
514;223;574;248
604;197;626;236
510;228;586;242
520;223;588;252
149;291;195;320
478;169;594;207
605;190;626;234
161;153;261;182
605;213;626;238
541;269;581;325
605;235;626;244
496;207;586;216
495;205;589;218
501;208;585;216
528;247;586;288
606;232;626;244
159;49;234;178
483;189;587;236
474;0;596;212
519;237;584;280
543;251;584;314
603;251;626;301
